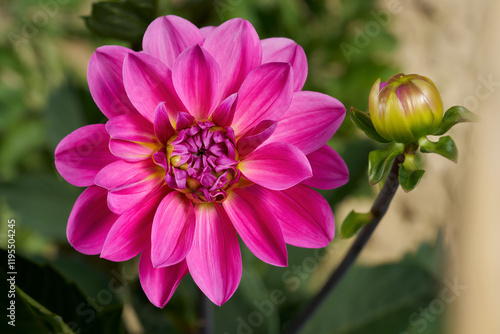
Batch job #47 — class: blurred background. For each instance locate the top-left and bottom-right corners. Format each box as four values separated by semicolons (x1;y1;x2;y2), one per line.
0;0;498;333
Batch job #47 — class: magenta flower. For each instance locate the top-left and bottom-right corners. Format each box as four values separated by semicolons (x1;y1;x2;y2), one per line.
55;15;348;307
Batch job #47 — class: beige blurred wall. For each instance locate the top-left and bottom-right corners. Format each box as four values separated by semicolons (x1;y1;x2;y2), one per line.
386;0;500;332
323;0;500;332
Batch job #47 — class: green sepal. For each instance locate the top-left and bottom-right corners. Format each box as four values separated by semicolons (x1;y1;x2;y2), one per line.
341;210;373;239
349;107;392;143
419;136;458;162
432;106;478;135
398;154;425;192
368;143;405;185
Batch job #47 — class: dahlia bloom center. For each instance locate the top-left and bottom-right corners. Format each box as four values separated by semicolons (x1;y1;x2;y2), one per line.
154;121;240;203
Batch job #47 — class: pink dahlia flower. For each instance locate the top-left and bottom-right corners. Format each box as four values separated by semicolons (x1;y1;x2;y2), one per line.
55;15;348;307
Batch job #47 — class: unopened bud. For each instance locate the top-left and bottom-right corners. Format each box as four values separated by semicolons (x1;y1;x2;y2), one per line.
369;73;443;143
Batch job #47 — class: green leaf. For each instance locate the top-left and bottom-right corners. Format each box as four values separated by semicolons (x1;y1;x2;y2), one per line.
130;278;184;334
398;154;425;192
0;249;126;334
404;231;444;280
0;174;81;241
0;119;45;182
2;283;51;333
432;106;478;135
16;287;76;334
368;143;404;185
341;210;373;239
213;247;281;334
298;248;442;334
419;136;458;162
84;0;158;46
349;107;391;143
45;81;86;151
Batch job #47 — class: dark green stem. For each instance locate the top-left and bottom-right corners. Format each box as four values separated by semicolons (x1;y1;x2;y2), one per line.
284;154;404;334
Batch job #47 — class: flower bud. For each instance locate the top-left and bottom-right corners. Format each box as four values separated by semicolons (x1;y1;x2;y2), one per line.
369;73;443;143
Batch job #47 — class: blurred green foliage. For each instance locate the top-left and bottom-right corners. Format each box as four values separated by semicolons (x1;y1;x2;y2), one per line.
0;0;446;333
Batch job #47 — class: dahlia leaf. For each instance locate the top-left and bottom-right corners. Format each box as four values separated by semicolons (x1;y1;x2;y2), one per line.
398;155;425;192
84;0;157;47
298;241;442;334
0;174;79;242
15;287;76;334
0;249;126;334
419;136;458;163
432;106;478;136
368;143;404;185
45;81;86;150
341;210;373;239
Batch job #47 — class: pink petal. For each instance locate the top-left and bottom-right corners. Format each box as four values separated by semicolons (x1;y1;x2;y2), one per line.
106;114;160;162
210;93;237;127
304;145;349;190
151;192;196;267
239;142;312;191
261;38;308;92
87;45;137;119
154;102;176;145
95;160;165;214
100;187;167;262
172;45;222;120
246;185;335;248
175;111;195;130
67;186;119;255
123;52;185;123
237;120;277;157
139;246;188;308
223;188;287;267
55;124;118;187
142;15;204;69
186;203;241;306
203;18;262;98
231;63;293;135
265;91;345;155
200;26;215;39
